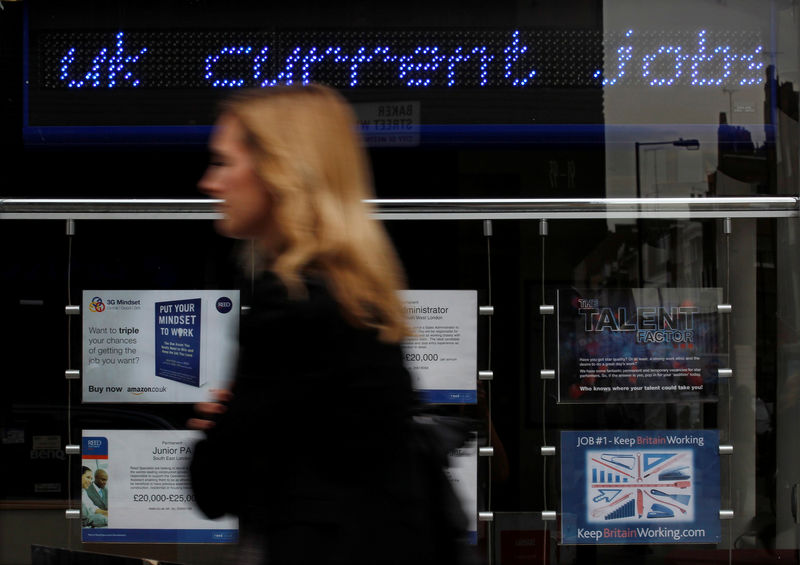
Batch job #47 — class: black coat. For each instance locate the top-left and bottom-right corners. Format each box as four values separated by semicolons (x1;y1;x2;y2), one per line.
190;273;462;565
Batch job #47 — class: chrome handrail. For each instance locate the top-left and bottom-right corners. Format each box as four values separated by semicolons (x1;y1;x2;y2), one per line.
0;197;797;220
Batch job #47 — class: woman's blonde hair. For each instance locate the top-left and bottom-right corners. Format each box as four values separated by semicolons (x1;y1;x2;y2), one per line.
221;84;411;342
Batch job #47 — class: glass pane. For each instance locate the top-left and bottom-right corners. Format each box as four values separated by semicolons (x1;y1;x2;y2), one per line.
2;0;800;564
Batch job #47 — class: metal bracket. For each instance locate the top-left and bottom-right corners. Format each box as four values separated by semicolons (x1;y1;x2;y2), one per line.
723;217;732;234
717;304;732;314
541;511;557;521
539;305;554;315
65;509;80;520
478;511;494;522
720;510;735;520
479;447;494;457
65;369;80;380
479;306;494;316
719;445;733;455
718;368;733;379
483;219;493;237
478;370;494;381
65;445;80;456
539;219;548;236
541;446;556;456
66;219;75;236
65;305;80;315
540;369;555;380
241;305;251;313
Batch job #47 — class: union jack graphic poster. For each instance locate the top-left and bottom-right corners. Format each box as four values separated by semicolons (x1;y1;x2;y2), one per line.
561;430;720;544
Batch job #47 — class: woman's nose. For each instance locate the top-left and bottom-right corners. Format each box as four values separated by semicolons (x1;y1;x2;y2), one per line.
198;169;218;196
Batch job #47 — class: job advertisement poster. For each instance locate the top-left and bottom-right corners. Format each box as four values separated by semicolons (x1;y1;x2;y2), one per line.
446;433;478;544
80;430;237;543
561;429;720;545
82;290;239;403
558;287;723;404
401;290;477;404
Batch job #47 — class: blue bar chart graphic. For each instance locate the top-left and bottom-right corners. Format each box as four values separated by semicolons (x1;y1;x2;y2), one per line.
586;450;693;523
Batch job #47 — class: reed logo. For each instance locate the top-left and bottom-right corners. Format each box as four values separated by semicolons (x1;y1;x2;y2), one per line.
216;297;233;314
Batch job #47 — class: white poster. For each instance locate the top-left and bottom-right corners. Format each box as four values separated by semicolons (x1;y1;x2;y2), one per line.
447;434;479;544
401;290;478;404
80;429;237;543
82;290;239;403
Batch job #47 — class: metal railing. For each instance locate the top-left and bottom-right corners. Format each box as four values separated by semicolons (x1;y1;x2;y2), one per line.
0;196;797;220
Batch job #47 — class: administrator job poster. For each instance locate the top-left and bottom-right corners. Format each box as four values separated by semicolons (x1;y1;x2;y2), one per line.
401;290;477;404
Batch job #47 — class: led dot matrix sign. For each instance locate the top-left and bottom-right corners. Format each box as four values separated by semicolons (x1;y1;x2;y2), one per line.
26;1;769;143
43;29;764;91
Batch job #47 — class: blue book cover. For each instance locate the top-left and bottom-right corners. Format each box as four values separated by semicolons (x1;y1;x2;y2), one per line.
155;298;202;387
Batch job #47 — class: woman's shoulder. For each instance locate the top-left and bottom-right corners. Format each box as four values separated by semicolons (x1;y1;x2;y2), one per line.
246;270;342;325
250;271;329;303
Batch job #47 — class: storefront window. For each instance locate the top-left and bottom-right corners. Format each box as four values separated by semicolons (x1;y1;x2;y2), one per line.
2;1;799;564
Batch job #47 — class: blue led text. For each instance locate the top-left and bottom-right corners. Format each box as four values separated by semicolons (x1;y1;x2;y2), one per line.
603;29;763;87
60;32;147;88
57;29;765;89
203;34;519;88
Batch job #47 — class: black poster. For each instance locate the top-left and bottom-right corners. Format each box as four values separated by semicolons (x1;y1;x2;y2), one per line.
558;287;724;404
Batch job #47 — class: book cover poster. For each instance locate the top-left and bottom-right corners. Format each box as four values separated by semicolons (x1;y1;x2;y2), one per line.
558;287;723;404
83;290;239;403
81;430;237;543
401;290;478;404
155;298;202;387
561;429;720;545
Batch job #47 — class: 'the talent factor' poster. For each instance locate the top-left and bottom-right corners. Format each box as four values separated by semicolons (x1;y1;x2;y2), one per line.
558;288;724;404
561;430;720;545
